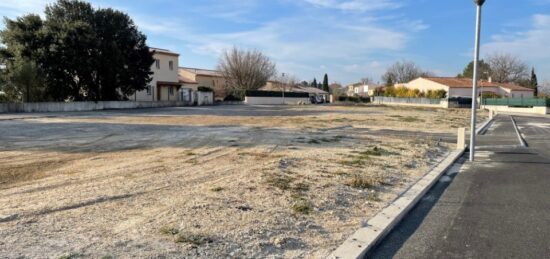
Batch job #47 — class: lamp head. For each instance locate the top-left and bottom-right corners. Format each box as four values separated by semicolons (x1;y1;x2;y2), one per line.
474;0;486;6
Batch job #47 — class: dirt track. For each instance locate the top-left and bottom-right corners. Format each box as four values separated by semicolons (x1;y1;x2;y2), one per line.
0;105;484;258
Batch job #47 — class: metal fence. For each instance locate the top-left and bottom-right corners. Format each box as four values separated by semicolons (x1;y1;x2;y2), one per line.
482;98;550;107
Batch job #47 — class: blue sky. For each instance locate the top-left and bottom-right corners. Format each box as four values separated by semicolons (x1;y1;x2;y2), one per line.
1;0;550;85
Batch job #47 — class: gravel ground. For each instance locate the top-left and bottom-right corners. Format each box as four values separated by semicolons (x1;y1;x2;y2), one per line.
0;105;485;258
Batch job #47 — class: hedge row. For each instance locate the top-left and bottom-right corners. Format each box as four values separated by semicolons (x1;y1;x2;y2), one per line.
338;96;370;103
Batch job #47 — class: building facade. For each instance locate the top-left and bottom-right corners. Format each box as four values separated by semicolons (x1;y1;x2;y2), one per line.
406;77;534;98
346;83;378;97
133;48;183;102
179;67;228;101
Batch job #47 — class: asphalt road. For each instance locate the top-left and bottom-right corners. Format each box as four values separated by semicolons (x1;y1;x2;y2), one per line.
368;114;550;259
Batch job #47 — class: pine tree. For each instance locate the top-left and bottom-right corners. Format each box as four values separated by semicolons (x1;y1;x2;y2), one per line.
312;78;317;88
530;67;538;97
322;73;329;92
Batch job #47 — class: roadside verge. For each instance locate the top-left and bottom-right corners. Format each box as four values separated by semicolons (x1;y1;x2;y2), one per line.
329;116;495;259
329;150;465;259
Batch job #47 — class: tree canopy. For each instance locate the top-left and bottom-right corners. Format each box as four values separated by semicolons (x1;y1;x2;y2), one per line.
311;78;318;88
0;0;154;102
458;60;491;80
530;67;538;97
322;74;329;92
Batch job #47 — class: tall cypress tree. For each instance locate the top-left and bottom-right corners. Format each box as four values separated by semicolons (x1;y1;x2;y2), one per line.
322;73;329;92
530;67;538;97
312;78;317;88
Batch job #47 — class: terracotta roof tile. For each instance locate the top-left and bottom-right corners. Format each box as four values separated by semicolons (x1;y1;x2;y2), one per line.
422;77;533;92
179;67;223;77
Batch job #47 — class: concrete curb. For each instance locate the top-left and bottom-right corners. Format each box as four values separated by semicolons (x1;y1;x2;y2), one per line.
476;116;494;135
510;115;528;147
328;149;465;259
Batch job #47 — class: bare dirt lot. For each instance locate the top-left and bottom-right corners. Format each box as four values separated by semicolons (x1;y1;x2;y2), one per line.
0;105;485;258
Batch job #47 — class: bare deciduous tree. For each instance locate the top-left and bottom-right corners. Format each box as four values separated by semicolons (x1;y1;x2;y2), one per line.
360;77;373;85
272;73;299;93
540;80;550;96
487;53;528;83
381;61;432;86
217;47;276;98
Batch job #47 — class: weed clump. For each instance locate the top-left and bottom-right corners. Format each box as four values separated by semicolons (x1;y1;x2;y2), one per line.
291;198;313;215
160;226;180;236
210;187;224;192
175;232;213;246
266;174;294;191
348;174;378;189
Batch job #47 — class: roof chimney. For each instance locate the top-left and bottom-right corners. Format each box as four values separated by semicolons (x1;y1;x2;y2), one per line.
488;76;492;83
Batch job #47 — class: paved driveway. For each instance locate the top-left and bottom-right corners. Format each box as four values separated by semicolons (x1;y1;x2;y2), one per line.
369;114;550;259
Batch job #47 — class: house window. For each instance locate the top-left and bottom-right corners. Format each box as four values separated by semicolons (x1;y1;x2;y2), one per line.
169;87;174;95
169;61;173;71
146;85;152;95
155;59;160;69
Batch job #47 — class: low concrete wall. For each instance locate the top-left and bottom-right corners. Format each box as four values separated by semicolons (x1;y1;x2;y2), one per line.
196;92;214;106
0;101;191;114
244;96;310;105
483;105;548;115
372;96;447;108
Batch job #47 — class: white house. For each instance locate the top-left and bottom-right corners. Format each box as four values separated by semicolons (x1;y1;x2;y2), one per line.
405;77;534;98
133;48;183;102
346;82;378;97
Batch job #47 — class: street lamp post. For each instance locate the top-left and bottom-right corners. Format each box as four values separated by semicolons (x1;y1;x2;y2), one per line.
281;73;286;105
470;0;486;162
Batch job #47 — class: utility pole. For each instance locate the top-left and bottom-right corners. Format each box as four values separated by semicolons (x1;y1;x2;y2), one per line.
470;0;486;162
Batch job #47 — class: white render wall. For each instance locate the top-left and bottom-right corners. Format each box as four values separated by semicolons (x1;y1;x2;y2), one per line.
483;105;548;115
245;96;310;105
0;101;189;114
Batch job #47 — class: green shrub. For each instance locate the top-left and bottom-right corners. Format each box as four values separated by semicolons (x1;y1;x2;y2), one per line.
197;86;213;92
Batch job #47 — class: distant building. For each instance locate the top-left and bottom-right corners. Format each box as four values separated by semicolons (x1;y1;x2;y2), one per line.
178;67;228;101
406;77;534;98
133;48;182;102
346;82;379;97
132;47;214;105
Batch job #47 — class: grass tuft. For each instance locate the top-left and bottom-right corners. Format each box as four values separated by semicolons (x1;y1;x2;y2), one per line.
160;226;180;236
175;232;213;246
210;187;224;192
266;174;294;191
348;174;378;189
58;253;82;259
291;198;313;215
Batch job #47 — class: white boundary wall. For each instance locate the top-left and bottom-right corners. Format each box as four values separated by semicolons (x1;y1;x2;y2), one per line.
0;101;191;114
483;105;549;115
244;96;310;105
372;96;448;108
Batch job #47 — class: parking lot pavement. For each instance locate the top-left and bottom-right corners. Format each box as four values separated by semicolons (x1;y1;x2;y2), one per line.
368;114;550;259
